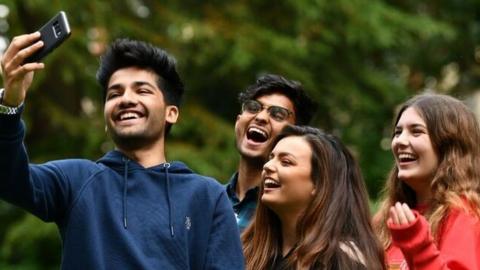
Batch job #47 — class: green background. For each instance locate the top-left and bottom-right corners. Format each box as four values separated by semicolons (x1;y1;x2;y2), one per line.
0;0;479;268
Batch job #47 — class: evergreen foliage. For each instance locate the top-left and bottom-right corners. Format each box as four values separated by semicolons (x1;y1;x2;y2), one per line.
0;0;479;268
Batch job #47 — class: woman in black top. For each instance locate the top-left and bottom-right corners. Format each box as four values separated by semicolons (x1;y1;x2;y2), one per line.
242;125;385;270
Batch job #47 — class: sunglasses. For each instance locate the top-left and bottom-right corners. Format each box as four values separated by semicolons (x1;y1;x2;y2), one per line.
241;99;293;122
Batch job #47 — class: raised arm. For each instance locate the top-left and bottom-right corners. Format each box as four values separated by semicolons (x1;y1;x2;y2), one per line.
0;33;71;222
1;32;45;107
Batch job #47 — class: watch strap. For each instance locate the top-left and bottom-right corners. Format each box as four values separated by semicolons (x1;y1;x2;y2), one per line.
0;88;23;115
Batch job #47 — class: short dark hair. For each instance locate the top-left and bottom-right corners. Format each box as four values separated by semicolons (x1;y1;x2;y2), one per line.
238;74;316;125
96;38;184;107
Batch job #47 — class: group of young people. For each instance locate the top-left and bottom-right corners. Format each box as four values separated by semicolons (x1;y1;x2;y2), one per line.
230;75;480;269
1;31;479;270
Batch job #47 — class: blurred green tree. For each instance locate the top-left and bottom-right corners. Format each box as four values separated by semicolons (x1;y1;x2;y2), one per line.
0;0;479;268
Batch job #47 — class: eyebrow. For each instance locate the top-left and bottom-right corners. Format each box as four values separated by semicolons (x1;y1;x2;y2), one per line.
107;81;157;91
258;100;288;109
272;151;297;160
395;123;427;129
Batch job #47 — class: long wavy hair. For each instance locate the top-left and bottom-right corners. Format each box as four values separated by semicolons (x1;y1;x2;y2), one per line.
375;93;480;247
242;125;385;269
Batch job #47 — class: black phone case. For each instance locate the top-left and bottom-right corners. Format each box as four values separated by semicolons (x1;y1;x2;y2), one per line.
24;11;71;63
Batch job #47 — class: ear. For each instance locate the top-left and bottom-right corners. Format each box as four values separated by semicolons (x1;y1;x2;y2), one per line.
311;188;316;196
165;105;179;124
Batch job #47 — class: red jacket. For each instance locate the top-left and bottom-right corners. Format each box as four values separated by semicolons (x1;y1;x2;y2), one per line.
386;208;480;269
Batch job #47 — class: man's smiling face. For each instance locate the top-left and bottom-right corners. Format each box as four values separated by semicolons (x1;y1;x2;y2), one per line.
104;67;178;150
234;93;296;162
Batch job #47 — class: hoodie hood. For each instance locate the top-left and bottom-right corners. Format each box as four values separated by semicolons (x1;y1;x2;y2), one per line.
97;150;193;174
96;150;192;236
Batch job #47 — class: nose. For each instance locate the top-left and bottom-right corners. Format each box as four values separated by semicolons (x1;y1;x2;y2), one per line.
254;108;269;123
392;130;409;149
119;89;138;107
263;159;275;174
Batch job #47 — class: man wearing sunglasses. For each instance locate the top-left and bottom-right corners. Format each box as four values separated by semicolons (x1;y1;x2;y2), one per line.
226;74;317;232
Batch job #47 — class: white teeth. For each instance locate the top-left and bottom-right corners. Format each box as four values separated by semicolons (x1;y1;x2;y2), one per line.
248;127;267;137
264;179;280;185
119;112;140;120
398;153;416;160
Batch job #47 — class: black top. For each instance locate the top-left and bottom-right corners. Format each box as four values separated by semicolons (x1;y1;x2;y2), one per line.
269;249;295;270
268;248;367;270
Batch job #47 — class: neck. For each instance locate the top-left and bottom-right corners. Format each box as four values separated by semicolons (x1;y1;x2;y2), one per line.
117;138;167;168
405;177;432;205
236;158;263;201
415;187;432;205
279;212;299;257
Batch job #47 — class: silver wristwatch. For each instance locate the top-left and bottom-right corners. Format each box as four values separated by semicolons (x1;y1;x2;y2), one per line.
0;88;23;115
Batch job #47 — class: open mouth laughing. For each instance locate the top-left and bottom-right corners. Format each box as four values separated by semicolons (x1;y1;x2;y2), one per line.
246;127;268;143
119;112;141;120
264;178;281;189
115;110;145;123
397;152;417;164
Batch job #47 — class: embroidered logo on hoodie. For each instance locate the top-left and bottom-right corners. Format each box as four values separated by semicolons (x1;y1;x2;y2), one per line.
185;216;191;230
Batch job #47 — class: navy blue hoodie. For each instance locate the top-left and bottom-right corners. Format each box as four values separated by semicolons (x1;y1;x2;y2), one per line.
0;111;244;269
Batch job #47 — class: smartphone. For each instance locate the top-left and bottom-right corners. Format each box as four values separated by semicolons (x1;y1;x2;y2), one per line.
24;11;71;63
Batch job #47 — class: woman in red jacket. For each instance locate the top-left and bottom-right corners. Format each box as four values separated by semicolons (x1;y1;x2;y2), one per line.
375;93;480;269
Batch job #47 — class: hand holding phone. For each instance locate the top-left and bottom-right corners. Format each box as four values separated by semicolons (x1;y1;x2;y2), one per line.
23;11;71;64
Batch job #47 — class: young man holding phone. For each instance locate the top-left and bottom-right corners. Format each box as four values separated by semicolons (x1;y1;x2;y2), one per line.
226;74;317;231
0;32;244;269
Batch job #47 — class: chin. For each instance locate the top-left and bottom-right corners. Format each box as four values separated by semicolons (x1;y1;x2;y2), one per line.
111;133;153;150
261;195;281;208
261;194;273;204
240;150;268;162
397;169;414;180
397;173;420;188
110;125;152;138
397;175;413;184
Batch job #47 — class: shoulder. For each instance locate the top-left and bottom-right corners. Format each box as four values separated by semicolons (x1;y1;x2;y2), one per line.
31;159;108;193
47;158;98;168
168;161;225;192
440;205;480;236
43;158;105;176
189;173;225;192
447;204;480;221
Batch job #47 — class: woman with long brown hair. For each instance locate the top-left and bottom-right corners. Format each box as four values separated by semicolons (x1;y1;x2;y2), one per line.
242;125;385;269
375;93;480;269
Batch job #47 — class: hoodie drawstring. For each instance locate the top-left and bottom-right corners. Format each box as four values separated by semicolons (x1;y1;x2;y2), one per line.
123;158;130;229
120;158;173;236
164;163;175;237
